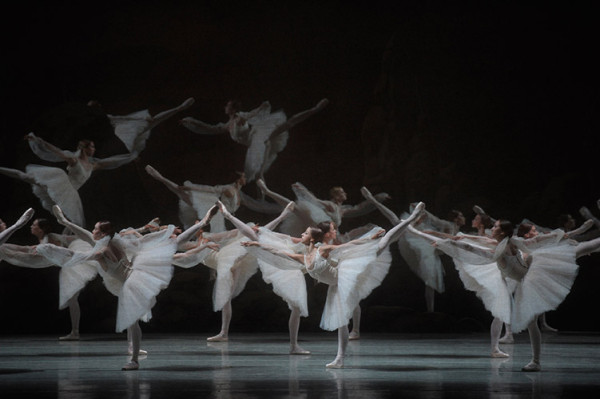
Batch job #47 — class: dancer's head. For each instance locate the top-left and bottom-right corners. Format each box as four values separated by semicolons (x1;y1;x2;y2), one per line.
491;219;514;240
317;221;337;244
329;187;347;203
471;213;492;230
448;210;466;228
235;171;246;186
31;218;52;239
517;223;538;238
92;221;114;240
557;214;576;231
225;100;241;116
78;140;96;156
300;226;325;245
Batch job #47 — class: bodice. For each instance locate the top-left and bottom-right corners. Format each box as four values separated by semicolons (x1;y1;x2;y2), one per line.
306;245;338;285
67;159;93;189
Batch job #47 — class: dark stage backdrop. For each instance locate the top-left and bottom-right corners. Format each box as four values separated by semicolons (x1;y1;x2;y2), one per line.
1;1;598;335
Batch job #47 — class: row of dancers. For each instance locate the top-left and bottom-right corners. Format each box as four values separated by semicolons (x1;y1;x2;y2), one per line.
2;191;600;372
2;96;600;372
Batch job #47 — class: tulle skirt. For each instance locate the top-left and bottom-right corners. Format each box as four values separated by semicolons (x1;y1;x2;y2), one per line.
26;164;85;227
244;110;287;182
397;230;445;293
58;239;98;309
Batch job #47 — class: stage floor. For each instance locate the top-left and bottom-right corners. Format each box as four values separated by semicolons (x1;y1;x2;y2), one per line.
1;331;599;398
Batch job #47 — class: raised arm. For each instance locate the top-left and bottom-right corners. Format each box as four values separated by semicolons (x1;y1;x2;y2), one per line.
52;206;94;245
92;152;139;171
256;179;292;208
25;133;77;165
179;117;228;135
0;208;34;245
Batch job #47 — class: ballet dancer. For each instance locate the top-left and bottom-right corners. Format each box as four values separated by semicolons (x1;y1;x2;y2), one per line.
180;98;329;183
217;200;314;354
0;217;98;340
256;179;390;237
242;202;425;368
35;204;217;370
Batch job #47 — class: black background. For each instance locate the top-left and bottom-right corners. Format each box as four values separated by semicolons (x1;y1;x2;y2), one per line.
1;1;598;335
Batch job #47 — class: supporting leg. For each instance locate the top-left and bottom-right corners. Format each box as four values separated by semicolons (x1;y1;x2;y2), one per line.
326;325;349;368
490;317;509;358
122;322;141;370
207;300;231;342
289;306;310;354
59;294;80;341
522;319;541;371
425;286;435;313
499;323;514;344
349;306;361;340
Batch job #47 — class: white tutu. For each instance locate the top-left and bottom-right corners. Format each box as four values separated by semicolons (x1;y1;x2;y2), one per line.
511;241;579;332
115;227;177;332
109;109;152;153
255;229;308;316
26;164;86;227
315;239;392;331
397;229;445;293
243;109;287;182
58;239;98;309
201;231;258;312
183;182;226;233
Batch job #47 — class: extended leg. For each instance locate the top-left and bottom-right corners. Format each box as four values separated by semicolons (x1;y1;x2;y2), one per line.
377;202;425;254
522;319;541;371
267;98;329;142
289;306;310;354
539;313;557;333
326;325;349;368
0;167;36;185
576;236;600;258
218;201;259;241
256;179;292;208
208;300;231;342
361;186;402;225
0;208;34;245
145;165;192;205
349;305;361;340
148;98;195;128
490;317;509;358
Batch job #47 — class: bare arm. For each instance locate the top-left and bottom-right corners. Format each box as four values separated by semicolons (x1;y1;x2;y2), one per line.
179;117;228;135
241;241;305;263
26;133;77;165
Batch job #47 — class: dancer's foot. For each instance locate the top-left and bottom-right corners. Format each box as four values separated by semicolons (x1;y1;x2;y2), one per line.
207;333;228;342
59;332;79;341
326;357;344;369
360;186;374;200
52;205;69;225
579;206;594;220
128;348;148;356
315;98;329;110
180;97;195;109
349;331;360;341
521;361;541;372
540;323;558;333
122;361;139;371
473;205;486;215
499;334;514;344
145;165;163;180
16;208;35;228
491;349;510;358
290;345;311;355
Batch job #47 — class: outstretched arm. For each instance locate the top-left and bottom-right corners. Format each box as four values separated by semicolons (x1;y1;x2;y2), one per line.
179;117;228;135
25;133;77;165
0;208;34;245
52;206;95;245
241;240;305;264
92;152;139;171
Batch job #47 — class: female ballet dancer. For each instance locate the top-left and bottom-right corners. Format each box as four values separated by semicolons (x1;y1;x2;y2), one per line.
0;98;194;228
242;202;425;368
0;208;35;245
179;98;329;183
0;217;98;340
216;200;314;354
408;217;600;371
145;164;251;232
35;204;217;370
256;179;390;237
360;187;454;313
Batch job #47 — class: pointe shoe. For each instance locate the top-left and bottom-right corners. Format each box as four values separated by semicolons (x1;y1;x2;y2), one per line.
326;357;344;369
52;205;69;225
181;97;195;108
360;186;373;199
521;361;541;372
121;361;139;371
144;165;161;178
290;346;311;355
473;205;486;215
128;349;148;356
16;208;35;227
349;331;360;341
499;335;514;344
207;334;228;342
316;98;330;110
59;332;79;341
491;350;510;358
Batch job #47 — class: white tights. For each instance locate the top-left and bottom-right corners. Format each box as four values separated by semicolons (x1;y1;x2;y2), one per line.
127;321;142;363
327;325;349;368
